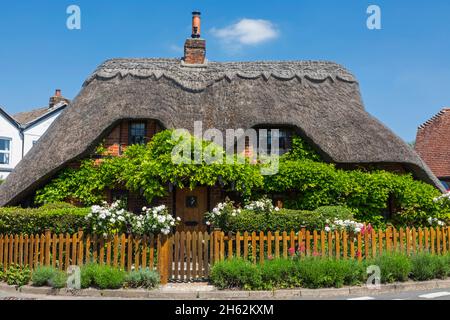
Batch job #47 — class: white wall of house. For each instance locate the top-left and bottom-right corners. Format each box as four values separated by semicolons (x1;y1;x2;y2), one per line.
0;113;22;180
23;111;63;155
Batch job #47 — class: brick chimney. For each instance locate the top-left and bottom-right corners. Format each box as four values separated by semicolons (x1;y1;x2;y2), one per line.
49;89;70;108
183;11;206;65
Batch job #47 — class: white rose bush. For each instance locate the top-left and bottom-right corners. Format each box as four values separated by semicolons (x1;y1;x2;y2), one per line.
205;200;241;228
244;197;280;215
86;201;135;237
133;205;181;235
86;201;180;237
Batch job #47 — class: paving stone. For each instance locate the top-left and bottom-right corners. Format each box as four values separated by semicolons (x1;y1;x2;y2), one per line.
199;290;250;299
301;288;350;297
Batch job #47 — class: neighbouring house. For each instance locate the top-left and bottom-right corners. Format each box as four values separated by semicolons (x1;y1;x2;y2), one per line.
415;108;450;191
0;90;69;180
0;12;443;231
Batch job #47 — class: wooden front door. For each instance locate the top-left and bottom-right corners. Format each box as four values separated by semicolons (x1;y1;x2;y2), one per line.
176;187;208;232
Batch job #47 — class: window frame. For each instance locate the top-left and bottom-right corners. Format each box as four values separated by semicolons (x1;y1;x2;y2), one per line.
128;121;147;146
255;127;294;156
0;137;12;165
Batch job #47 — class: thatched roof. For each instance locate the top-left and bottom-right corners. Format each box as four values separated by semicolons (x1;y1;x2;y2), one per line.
0;58;444;206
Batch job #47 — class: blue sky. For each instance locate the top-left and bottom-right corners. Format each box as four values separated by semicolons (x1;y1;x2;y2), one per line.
0;0;449;143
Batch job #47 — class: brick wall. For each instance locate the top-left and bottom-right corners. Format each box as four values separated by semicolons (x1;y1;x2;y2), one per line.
103;120;161;156
415;108;450;179
184;39;206;64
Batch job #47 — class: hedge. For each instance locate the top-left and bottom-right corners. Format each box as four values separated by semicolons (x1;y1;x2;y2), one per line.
222;206;354;233
0;203;89;234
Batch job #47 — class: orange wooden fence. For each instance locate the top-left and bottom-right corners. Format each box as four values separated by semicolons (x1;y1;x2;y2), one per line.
1;227;449;284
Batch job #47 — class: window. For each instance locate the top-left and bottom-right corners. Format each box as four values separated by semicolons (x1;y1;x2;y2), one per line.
0;139;11;165
257;128;293;155
441;180;450;191
129;122;147;145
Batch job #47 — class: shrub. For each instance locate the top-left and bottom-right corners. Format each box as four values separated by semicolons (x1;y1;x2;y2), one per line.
80;263;99;289
125;269;160;289
371;253;412;283
314;206;354;221
32;266;67;288
93;266;126;289
81;264;125;289
4;264;31;287
32;266;57;287
210;259;262;290
224;209;322;233
260;259;301;289
49;270;68;289
294;257;365;289
411;253;450;281
0;206;89;234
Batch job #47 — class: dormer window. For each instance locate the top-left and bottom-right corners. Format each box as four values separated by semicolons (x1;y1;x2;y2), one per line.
129;122;147;145
0;138;11;165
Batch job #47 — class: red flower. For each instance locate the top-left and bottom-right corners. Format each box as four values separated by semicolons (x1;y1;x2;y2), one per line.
288;247;296;256
298;244;306;253
356;251;362;257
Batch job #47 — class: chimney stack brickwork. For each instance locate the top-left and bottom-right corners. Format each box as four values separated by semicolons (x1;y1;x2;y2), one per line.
49;89;70;108
184;11;206;65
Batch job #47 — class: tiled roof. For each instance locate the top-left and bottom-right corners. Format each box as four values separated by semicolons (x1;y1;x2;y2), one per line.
416;108;450;178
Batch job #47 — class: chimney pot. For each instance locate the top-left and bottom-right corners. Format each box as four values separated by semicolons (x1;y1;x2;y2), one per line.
184;11;206;64
55;89;61;97
191;11;201;38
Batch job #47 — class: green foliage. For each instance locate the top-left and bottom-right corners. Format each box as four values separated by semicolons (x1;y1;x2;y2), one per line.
0;206;89;234
313;206;354;221
36;130;264;206
210;259;262;290
224;208;349;232
260;259;302;289
80;264;125;289
80;263;99;289
265;160;446;227
124;268;160;289
3;264;31;287
294;257;366;289
282;136;323;162
370;253;412;283
32;266;67;289
410;253;450;281
33;130;448;228
210;258;365;290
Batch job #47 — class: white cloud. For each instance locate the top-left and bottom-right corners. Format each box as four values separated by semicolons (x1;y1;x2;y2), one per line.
211;19;279;46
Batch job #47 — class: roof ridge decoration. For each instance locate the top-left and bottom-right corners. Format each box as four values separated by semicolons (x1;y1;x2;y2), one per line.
84;58;357;91
418;108;450;130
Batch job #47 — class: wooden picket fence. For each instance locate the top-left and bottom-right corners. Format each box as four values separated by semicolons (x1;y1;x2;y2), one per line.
1;226;449;284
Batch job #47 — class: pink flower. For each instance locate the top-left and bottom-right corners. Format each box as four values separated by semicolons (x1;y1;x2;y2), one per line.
288;247;296;256
367;224;373;233
313;251;320;257
356;251;362;258
298;244;306;253
268;255;274;261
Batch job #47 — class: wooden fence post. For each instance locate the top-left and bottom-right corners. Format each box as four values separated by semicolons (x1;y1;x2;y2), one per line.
158;234;170;285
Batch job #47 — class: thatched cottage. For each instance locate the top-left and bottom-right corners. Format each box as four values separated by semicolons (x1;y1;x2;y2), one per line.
0;12;443;230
